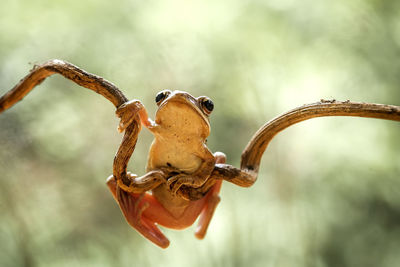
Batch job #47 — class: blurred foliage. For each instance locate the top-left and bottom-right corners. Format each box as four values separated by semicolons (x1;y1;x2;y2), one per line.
0;0;400;266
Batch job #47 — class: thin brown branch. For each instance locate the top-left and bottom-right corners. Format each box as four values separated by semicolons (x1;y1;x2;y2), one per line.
0;59;135;194
0;59;128;112
241;100;400;175
113;122;141;186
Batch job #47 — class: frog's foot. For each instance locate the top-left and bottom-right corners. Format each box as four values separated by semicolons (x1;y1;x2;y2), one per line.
116;99;155;132
213;152;226;164
107;177;170;248
166;152;226;195
167;174;200;195
116;99;143;132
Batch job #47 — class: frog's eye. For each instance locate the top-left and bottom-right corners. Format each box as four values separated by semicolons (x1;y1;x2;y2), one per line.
200;97;214;115
155;90;171;105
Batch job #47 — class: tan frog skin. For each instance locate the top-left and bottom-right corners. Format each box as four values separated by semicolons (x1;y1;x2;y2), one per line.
106;90;226;248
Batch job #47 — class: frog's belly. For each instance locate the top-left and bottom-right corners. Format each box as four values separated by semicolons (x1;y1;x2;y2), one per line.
146;142;205;217
146;138;204;172
148;150;202;173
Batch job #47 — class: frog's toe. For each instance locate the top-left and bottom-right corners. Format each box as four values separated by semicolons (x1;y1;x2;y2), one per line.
166;177;176;188
171;181;184;195
166;174;184;191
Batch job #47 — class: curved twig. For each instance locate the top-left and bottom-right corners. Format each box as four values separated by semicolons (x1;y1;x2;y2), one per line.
241;100;400;175
0;59;136;190
0;59;128;111
113;122;141;186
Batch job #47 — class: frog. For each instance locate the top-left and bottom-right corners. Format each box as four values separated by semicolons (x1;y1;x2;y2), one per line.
106;90;227;248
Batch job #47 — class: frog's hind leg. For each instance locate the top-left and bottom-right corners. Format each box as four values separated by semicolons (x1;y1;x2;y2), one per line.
106;177;170;248
195;152;226;239
194;180;222;239
117;188;170;248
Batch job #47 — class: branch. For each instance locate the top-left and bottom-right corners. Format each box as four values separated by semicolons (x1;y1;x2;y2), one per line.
0;59;136;191
113;122;141;186
0;59;128;112
241;100;400;173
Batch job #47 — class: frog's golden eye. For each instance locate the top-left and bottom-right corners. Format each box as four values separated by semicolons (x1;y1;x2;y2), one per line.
155;90;171;105
200;97;214;115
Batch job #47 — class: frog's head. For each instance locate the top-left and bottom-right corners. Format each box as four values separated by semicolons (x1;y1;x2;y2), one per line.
153;90;214;139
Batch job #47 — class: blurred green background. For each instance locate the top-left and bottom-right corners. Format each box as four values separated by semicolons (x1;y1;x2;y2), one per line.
1;0;400;266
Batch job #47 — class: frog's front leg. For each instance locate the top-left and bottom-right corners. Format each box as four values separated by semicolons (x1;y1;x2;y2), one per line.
113;99;162;193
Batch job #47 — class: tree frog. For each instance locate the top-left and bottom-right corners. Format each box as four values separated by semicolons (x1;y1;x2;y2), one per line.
106;90;226;248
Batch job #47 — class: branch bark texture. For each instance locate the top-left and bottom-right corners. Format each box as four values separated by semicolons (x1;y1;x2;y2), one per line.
241;101;400;175
0;59;128;111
